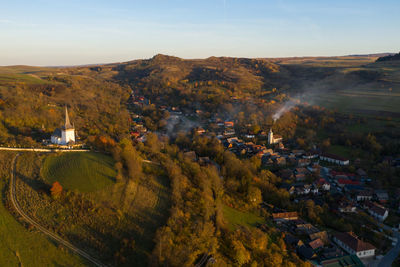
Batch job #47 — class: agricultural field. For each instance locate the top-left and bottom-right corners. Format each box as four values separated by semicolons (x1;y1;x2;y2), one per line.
313;87;400;115
0;152;86;267
222;205;265;230
41;152;116;192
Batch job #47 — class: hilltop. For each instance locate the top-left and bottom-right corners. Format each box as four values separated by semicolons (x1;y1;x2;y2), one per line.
0;53;398;146
376;52;400;62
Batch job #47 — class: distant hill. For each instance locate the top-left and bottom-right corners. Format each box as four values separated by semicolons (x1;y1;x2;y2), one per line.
347;53;395;57
376;52;400;62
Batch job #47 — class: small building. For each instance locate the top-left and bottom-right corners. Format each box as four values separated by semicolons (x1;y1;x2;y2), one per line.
297;158;311;167
337;179;360;188
338;201;357;213
355;190;373;202
297;245;317;260
272;211;298;223
310;231;329;244
309;238;324;250
333;232;375;259
303;151;319;159
321;255;365;267
314;178;331;191
320;153;349;165
365;201;389;222
284;233;304;248
374;190;389;203
224;121;234;128
183;151;197;161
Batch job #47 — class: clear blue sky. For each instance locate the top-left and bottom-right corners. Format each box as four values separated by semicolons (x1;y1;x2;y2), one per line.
1;0;399;66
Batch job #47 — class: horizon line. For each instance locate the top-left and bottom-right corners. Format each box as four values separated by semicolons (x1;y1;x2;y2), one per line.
0;51;396;68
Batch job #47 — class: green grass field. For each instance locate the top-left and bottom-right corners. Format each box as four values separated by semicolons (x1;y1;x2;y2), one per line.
0;73;51;85
0;152;87;266
222;205;265;230
41;152;116;193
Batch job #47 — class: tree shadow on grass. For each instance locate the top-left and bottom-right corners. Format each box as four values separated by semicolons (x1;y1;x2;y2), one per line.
16;171;51;193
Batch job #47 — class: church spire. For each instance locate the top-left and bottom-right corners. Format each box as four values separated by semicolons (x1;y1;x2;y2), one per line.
65;106;73;129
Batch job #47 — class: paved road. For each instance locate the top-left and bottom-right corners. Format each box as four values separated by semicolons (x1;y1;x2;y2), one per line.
9;153;107;267
0;147;89;152
378;225;400;267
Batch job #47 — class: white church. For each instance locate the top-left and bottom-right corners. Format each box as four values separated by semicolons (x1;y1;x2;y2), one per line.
268;128;283;145
51;106;75;145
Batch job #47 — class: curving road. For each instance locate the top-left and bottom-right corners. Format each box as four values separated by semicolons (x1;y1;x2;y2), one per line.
377;225;400;267
9;153;107;267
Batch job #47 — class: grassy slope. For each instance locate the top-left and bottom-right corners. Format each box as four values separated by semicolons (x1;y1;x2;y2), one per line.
20;152;170;265
86;163;171;265
41;152;116;193
222;205;265;230
0;152;86;267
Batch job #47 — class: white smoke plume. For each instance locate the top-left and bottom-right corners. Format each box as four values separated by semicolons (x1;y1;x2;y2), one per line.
272;99;300;122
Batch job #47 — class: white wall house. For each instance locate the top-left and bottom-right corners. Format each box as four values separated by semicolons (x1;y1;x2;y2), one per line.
320;153;349;165
367;202;389;222
51;106;75;145
355;191;373;202
333;232;375;259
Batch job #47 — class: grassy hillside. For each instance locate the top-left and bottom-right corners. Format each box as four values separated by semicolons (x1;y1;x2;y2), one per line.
16;152;170;266
41;152;116;192
0;54;398;147
0;152;87;267
222;205;265;230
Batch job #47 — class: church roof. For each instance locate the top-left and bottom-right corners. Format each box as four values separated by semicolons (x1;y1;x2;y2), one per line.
63;106;74;130
52;128;61;137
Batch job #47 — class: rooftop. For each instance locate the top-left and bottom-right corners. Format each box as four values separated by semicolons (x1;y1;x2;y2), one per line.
334;232;375;252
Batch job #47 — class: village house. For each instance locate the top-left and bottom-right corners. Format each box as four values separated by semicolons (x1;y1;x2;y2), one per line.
365;201;389;222
272;211;298;223
337;179;360;188
354;190;373;202
320;153;350;165
309;230;329;245
333;232;375;259
297;158;311;167
302;151;319;159
279;169;294;180
224;121;234;128
297;245;317;260
307;163;321;173
338;201;357;213
309;238;324;250
295;184;311;195
374;189;389;203
314;178;331;191
280;184;295;195
321;255;365;267
284;233;304;248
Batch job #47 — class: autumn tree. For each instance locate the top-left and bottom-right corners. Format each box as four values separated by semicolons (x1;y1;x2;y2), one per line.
50;181;63;198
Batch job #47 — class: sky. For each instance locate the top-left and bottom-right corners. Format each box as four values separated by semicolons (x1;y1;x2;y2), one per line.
0;0;399;66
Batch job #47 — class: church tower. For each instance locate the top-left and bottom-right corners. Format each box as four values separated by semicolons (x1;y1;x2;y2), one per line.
61;106;75;144
268;128;274;145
